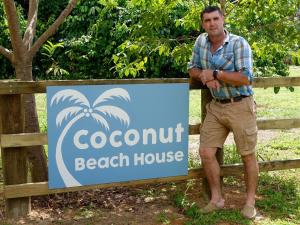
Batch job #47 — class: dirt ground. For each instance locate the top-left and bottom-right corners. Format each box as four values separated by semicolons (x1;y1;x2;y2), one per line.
1;181;251;225
0;130;285;225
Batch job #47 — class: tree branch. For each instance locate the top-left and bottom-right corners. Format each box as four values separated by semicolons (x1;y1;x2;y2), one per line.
0;45;13;62
23;0;38;50
29;0;78;57
3;0;25;58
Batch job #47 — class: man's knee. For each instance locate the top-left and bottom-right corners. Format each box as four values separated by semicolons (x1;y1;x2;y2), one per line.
199;147;217;160
241;153;257;164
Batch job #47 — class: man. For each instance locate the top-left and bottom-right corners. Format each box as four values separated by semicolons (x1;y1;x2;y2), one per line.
187;6;259;219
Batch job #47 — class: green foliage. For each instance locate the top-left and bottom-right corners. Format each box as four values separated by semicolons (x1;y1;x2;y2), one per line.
0;0;299;79
41;41;69;79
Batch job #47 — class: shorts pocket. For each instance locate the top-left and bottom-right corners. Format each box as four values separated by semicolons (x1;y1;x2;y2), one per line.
246;98;257;116
244;126;258;151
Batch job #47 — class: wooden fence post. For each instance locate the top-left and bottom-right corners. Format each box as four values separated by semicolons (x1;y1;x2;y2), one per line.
201;89;224;200
0;94;30;218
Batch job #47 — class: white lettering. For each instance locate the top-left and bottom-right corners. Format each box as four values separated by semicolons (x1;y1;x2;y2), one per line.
74;130;89;149
134;153;144;165
73;123;185;150
119;153;130;167
124;129;140;146
134;151;184;166
91;131;107;149
110;130;122;148
75;158;85;171
175;151;184;161
86;158;97;170
110;155;119;167
143;128;157;145
74;154;130;171
159;127;173;144
145;153;155;164
98;157;109;168
166;151;174;162
175;123;184;142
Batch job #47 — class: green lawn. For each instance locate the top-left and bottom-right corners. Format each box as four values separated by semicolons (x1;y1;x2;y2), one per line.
189;66;300;123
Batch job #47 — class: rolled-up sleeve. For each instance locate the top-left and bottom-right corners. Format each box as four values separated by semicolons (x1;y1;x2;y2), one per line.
187;39;202;71
234;38;254;82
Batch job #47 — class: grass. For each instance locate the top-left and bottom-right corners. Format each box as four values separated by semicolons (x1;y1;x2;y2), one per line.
189;66;300;123
168;168;300;225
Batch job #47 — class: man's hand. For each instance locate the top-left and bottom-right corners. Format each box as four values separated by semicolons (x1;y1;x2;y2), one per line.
206;80;221;91
200;69;214;84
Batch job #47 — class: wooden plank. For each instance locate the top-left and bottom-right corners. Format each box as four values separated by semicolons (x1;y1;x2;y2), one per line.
1;118;300;147
0;185;3;196
253;77;300;88
189;118;300;135
0;78;189;94
0;77;299;94
257;118;300;130
190;77;300;89
1;133;48;148
5;159;300;199
0;95;30;218
189;124;200;135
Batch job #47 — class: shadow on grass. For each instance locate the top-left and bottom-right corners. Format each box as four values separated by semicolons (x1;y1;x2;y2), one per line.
256;172;300;223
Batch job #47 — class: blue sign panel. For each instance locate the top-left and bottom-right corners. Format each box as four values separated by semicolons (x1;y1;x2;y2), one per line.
47;83;189;189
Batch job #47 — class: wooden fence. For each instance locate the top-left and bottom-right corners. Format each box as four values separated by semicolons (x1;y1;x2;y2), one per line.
0;77;300;218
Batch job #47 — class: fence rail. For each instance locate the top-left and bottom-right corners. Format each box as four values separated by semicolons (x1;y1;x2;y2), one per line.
0;76;300;218
1;76;300;94
4;159;300;199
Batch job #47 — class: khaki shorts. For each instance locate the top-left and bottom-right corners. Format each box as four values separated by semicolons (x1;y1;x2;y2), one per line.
200;96;257;156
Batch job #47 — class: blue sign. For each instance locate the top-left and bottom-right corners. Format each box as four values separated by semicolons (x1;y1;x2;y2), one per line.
47;83;189;189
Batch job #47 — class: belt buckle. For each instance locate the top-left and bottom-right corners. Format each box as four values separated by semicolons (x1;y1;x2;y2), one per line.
230;98;234;103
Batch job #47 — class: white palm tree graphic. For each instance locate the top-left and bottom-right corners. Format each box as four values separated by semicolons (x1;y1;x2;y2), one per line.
50;88;131;187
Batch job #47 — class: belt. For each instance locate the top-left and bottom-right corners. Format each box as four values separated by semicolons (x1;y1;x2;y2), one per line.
214;95;249;104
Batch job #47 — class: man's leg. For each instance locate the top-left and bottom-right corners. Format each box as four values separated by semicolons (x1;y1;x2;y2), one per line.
200;147;225;207
241;153;259;207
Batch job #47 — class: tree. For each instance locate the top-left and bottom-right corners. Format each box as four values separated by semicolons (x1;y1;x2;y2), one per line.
0;0;78;182
109;0;299;79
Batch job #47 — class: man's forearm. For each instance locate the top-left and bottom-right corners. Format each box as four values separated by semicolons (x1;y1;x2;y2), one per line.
188;68;203;81
217;70;250;86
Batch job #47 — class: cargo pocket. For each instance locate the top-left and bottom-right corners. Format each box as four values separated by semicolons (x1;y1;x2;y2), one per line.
244;126;258;152
247;98;257;116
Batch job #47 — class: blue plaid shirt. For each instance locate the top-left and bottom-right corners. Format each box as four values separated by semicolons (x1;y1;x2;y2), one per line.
188;30;254;99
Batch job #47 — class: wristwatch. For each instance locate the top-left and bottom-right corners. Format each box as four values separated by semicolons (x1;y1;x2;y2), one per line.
213;70;219;80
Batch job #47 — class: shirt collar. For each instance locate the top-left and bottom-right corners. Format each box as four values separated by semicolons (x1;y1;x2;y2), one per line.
205;29;230;45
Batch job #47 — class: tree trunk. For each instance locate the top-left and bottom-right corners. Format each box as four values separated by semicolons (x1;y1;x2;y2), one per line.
15;62;48;182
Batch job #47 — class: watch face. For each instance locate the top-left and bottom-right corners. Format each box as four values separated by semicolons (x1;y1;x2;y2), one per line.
213;70;218;79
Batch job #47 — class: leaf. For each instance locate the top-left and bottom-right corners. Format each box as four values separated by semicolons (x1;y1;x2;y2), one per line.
274;86;280;94
56;106;83;127
94;105;130;127
91;113;109;130
51;89;90;107
113;55;119;63
92;88;130;107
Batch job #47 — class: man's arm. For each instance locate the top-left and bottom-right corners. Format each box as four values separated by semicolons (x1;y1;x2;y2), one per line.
217;70;250;86
189;68;249;86
188;68;203;82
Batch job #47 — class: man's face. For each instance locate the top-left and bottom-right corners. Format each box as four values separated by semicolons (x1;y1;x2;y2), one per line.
202;10;224;37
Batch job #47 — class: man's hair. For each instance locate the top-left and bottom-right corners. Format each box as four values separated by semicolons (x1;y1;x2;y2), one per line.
200;6;223;20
